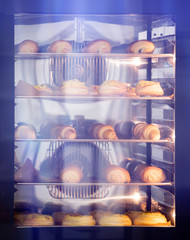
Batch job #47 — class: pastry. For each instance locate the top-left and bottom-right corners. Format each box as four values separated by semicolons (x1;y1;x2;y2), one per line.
48;40;72;53
132;123;160;140
125;86;138;97
22;213;54;226
127;40;155;54
103;164;131;183
133;212;171;226
15;123;36;139
132;122;146;139
17;40;39;53
60;79;89;95
88;123;118;140
50;125;77;139
142;124;160;140
98;213;132;226
135;80;164;96
134;164;166;183
84;40;111;53
98;80;127;96
59;165;83;183
14;158;37;182
53;213;95;226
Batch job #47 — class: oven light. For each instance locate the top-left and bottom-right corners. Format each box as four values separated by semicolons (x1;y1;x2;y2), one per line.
132;192;141;202
171;131;175;142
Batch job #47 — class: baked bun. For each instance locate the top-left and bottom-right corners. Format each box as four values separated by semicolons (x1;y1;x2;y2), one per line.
17;40;39;53
135;80;164;96
60;165;83;183
50;125;77;139
128;40;155;54
98;213;132;226
134;164;166;183
84;40;111;53
53;213;95;226
103;165;131;183
22;213;54;226
48;40;72;53
60;79;88;95
15;123;36;139
133;212;171;226
99;80;127;95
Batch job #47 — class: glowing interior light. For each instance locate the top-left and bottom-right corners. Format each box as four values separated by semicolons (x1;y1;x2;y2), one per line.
172;131;175;142
132;192;141;202
172;210;175;220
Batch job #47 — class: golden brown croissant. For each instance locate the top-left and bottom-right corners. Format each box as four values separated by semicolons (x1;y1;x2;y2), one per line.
48;40;72;53
127;40;155;54
84;39;111;53
142;124;160;140
15;123;36;139
132;123;160;140
98;213;132;226
50;125;77;139
103;165;131;183
134;164;166;183
89;123;118;140
60;165;83;183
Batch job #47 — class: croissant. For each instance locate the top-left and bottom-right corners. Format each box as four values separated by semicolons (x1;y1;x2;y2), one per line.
60;165;83;183
103;165;131;183
134;164;166;183
50;125;77;139
142;124;160;140
48;40;72;53
132;122;146;139
15;123;36;139
89;123;118;140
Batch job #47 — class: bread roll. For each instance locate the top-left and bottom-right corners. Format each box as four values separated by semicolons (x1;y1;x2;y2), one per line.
128;40;155;54
84;39;111;53
142;124;160;140
135;80;164;96
103;165;131;183
17;40;39;53
48;40;72;53
60;165;83;183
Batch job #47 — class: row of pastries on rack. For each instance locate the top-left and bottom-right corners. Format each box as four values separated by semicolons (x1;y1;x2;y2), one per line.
16;39;156;54
14;154;168;184
15;79;174;98
15;119;173;141
14;198;173;227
